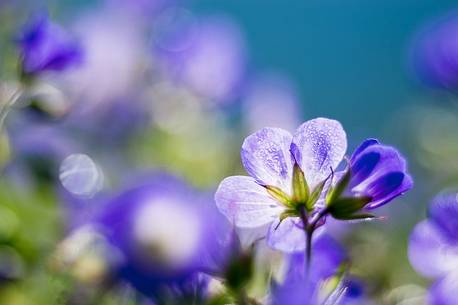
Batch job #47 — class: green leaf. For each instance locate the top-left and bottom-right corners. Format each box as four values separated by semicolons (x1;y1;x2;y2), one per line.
327;196;372;220
265;185;292;207
292;163;309;204
326;169;351;205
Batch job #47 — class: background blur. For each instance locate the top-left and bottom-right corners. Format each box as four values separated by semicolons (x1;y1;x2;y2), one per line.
1;0;458;304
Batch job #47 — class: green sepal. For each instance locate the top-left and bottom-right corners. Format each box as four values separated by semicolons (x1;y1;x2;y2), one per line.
326;169;351;205
306;179;327;212
327;196;372;220
274;209;298;229
265;185;292;208
292;163;309;204
332;213;376;221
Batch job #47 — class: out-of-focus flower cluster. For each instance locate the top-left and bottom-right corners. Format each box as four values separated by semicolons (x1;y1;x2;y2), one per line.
409;191;458;305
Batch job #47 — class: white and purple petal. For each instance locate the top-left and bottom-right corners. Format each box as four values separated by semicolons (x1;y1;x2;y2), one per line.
428;272;458;305
291;118;347;188
266;217;325;253
266;217;306;253
241;127;294;193
408;220;458;278
215;176;283;228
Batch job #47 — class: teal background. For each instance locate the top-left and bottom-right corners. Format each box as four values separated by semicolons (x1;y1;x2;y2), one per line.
191;0;457;136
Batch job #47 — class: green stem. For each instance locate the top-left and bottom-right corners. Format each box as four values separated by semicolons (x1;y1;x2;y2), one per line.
0;86;22;132
302;207;329;277
298;205;310;276
305;228;313;276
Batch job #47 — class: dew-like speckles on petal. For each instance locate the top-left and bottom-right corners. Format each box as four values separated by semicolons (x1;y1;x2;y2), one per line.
215;176;284;228
241;127;294;194
291;118;347;188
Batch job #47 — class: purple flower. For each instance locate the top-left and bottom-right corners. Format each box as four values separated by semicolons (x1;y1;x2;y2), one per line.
215;118;412;253
339;278;375;305
409;191;458;305
284;235;347;286
65;9;146;103
155;15;246;103
270;235;349;305
17;13;82;75
345;139;413;209
5;113;80;187
243;72;302;133
409;12;458;89
87;174;230;297
143;272;215;305
105;0;172;17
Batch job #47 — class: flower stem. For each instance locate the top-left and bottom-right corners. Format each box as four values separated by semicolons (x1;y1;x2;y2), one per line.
305;227;313;276
0;86;22;132
301;207;329;278
298;205;310;276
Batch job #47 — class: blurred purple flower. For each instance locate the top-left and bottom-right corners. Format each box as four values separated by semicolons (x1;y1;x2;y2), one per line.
5;113;79;186
88;174;231;297
339;278;375;305
63;10;146;103
410;12;458;90
409;191;458;305
243;73;302;133
215;118;412;253
270;235;363;305
428;272;458;305
64;97;148;145
284;235;347;286
105;0;172;17
17;13;82;75
141;272;214;305
155;14;247;103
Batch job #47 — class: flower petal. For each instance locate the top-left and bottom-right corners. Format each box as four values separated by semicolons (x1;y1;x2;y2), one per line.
350;144;413;208
215;176;283;228
286;235;346;284
291;118;347;188
351;145;407;188
408;220;458;278
271;279;316;305
267;217;305;253
350;138;380;163
241;127;294;193
19;14;81;74
429;191;458;242
428;272;458;305
349;151;381;188
266;217;325;253
365;172;413;208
